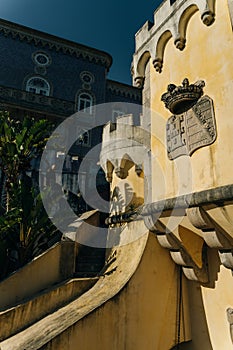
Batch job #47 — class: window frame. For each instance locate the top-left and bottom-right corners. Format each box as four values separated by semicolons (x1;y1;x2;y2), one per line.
26;76;50;96
77;92;93;114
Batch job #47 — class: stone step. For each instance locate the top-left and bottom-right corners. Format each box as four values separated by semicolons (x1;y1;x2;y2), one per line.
0;277;98;342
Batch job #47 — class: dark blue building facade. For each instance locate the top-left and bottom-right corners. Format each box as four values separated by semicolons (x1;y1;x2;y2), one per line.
0;18;142;215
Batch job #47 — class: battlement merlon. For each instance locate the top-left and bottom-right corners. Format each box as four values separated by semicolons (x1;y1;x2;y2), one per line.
132;0;218;87
100;115;151;183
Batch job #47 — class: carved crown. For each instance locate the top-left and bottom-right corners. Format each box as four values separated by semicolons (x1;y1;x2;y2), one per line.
161;78;205;114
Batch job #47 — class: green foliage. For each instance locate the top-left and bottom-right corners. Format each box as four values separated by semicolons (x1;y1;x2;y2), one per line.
0;111;60;279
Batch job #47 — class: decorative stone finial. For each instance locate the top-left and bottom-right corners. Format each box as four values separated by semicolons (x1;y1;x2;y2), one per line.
153;57;163;73
134;76;144;88
201;10;215;26
161;78;205;114
174;36;186;51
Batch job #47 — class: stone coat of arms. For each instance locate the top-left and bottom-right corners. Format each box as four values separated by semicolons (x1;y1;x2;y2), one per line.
161;79;217;160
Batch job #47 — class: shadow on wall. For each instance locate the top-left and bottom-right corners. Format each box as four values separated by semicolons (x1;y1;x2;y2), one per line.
110;184;143;215
170;340;192;349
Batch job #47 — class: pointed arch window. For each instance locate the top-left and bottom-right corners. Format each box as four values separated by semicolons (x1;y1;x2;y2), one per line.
78;93;93;114
26;77;50;96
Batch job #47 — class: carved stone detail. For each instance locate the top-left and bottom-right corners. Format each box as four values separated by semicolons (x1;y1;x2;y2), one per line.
161;78;205;115
174;36;186;51
187;207;233;249
0;85;74;116
134;76;144;89
187;207;233;270
144;214;209;283
187;207;213;230
153;57;163;73
0;23;112;68
201;10;215;26
165;92;216;160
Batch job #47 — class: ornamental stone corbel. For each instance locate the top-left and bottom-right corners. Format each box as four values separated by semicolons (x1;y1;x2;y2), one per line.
186;207;233;249
153;57;163;73
174;36;186;51
134;76;144;88
201;10;215;26
187;207;233;270
144;214;209;283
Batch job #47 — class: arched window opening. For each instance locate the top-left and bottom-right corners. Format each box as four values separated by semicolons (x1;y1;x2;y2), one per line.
78;93;93;114
26;77;50;96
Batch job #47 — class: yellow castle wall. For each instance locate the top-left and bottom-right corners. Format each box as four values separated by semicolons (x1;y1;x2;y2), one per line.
150;0;233;201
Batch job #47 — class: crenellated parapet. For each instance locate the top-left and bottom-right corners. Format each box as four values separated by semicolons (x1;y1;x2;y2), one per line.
132;0;216;87
100;114;150;184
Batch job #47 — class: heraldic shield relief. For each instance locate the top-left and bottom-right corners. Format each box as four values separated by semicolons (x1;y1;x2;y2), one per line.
161;79;217;160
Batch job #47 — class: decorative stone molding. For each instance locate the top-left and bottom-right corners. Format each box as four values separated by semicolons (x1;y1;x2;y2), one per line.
106;80;142;101
144;214;209;283
134;76;144;89
161;79;217;160
187;207;233;270
132;0;216;80
201;10;215;26
0;85;74;117
174;36;186;51
0;19;112;69
187;207;233;249
153;57;163;73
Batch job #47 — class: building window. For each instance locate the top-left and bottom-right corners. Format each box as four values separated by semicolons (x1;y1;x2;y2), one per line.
33;52;51;67
26;77;50;96
80;71;94;84
78;93;93;114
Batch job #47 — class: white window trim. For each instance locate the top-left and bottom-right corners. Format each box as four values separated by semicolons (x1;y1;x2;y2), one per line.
78;92;93;114
26;77;50;96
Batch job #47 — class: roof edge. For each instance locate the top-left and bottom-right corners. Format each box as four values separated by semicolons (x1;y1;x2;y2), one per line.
0;17;113;69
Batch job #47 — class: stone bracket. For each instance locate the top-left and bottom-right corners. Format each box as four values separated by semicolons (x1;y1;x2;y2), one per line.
144;214;209;283
187;207;233;270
